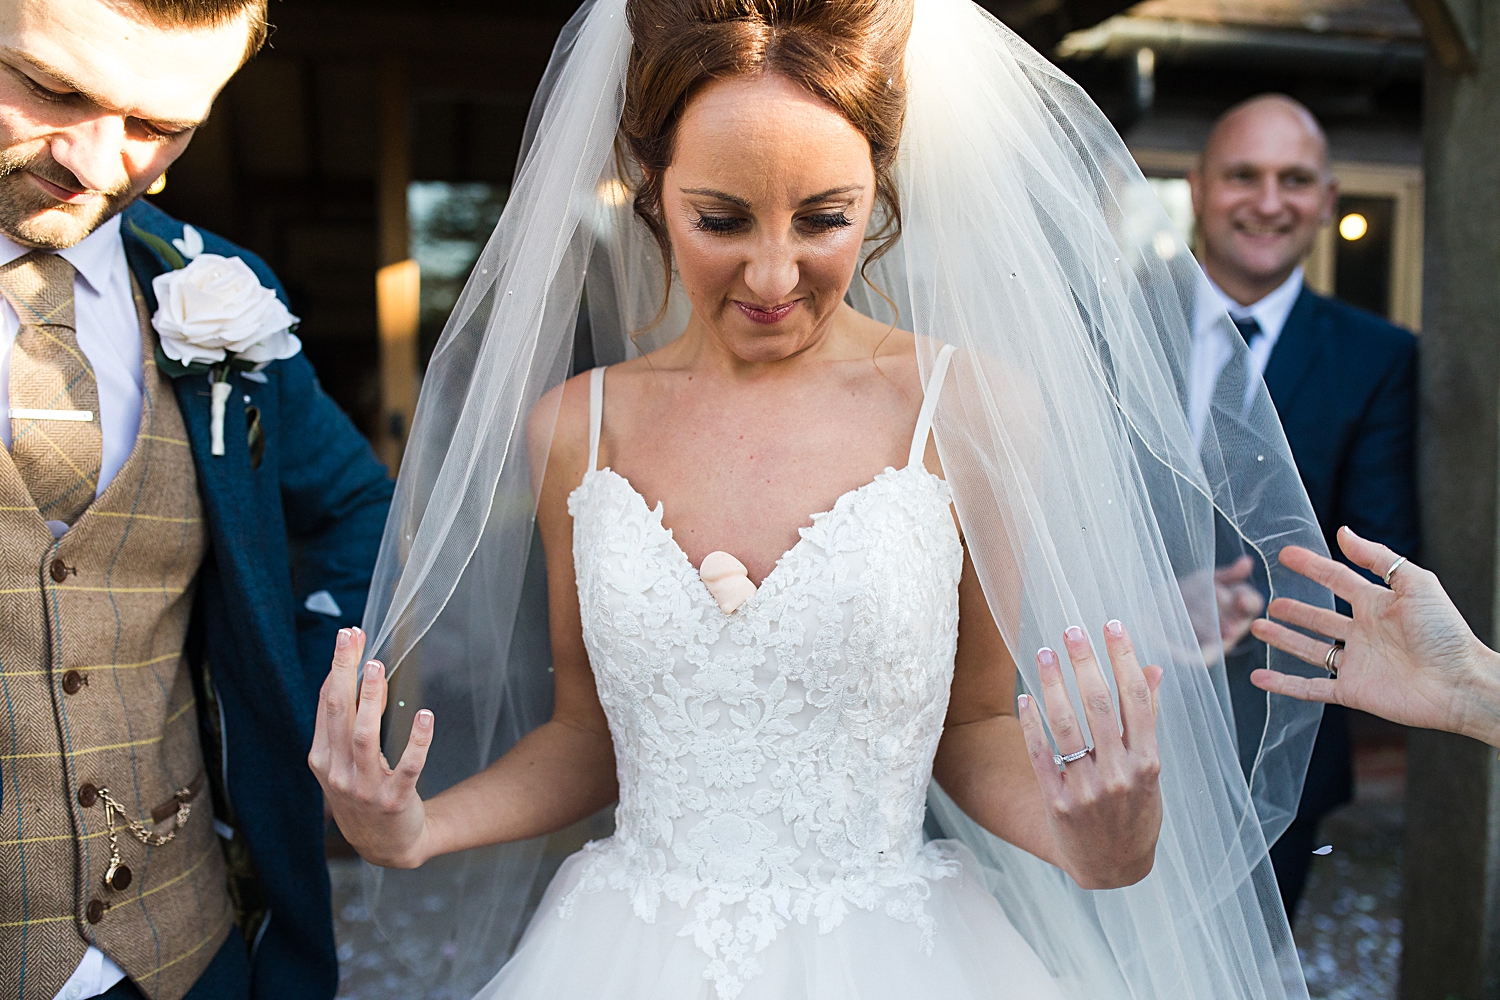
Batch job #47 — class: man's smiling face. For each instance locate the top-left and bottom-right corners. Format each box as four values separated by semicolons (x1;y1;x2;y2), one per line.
0;0;252;249
1190;96;1337;305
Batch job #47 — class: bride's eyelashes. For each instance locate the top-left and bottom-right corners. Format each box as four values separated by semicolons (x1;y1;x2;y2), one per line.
692;213;746;234
800;211;854;233
689;210;855;236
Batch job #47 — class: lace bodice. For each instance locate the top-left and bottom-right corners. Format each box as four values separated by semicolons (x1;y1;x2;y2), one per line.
563;348;964;999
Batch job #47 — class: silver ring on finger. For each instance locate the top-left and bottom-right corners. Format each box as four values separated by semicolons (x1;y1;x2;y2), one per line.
1383;556;1408;586
1324;639;1344;679
1053;745;1095;767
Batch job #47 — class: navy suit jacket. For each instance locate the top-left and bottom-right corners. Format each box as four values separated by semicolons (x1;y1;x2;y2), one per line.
121;200;393;1000
1264;286;1419;568
1246;286;1417;826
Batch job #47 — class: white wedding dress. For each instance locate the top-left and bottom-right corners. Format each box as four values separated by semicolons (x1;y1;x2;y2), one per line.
476;346;1064;1000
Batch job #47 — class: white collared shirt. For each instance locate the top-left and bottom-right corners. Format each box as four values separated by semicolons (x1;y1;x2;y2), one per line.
0;215;138;998
1207;266;1304;381
1188;267;1305;446
50;943;126;1000
0;214;145;524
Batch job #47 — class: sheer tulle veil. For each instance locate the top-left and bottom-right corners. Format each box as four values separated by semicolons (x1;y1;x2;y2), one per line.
357;0;1329;995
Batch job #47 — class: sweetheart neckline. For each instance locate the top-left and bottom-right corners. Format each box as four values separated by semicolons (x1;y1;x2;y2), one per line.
576;463;947;611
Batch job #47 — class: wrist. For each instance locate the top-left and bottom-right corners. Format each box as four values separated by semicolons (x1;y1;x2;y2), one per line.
407;801;447;867
1066;847;1156;890
1457;643;1500;748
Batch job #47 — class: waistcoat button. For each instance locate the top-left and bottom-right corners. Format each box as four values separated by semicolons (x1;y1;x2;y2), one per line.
85;899;105;924
107;865;133;892
77;783;98;808
50;559;70;583
61;670;85;695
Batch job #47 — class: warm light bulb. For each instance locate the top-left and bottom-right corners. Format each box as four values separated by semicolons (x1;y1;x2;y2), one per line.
598;178;630;208
1339;213;1368;241
1152;229;1178;261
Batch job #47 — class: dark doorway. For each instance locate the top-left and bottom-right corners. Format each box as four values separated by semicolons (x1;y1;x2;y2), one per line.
1334;195;1395;319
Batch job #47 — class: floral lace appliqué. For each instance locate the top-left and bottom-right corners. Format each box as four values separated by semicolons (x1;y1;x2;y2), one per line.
563;464;965;1000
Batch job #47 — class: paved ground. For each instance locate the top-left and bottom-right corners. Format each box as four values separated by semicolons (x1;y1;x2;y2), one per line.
1293;799;1404;1000
331;797;1405;999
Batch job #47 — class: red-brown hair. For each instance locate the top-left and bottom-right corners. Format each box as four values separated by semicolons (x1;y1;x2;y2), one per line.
114;0;270;61
620;0;912;304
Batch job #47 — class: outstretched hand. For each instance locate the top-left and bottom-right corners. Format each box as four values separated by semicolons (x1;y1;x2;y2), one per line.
308;627;436;869
1250;527;1496;744
1215;555;1266;651
1017;621;1164;890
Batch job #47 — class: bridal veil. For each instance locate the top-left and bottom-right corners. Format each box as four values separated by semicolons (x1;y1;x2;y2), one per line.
358;1;1330;995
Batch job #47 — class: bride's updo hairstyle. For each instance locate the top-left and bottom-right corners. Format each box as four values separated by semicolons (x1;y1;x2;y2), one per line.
621;0;913;287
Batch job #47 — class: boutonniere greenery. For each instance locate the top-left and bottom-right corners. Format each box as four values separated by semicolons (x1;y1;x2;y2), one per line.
130;222;301;456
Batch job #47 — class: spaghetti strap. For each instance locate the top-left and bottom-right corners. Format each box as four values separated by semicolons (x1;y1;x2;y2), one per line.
908;344;956;469
588;366;605;472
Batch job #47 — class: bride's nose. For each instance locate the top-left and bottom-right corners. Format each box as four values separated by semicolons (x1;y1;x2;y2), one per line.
741;233;800;304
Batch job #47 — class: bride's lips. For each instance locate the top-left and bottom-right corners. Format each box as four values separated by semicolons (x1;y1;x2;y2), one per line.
733;300;798;325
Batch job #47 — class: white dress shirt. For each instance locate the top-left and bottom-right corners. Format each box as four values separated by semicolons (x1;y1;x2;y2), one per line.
0;214;144;542
50;943;126;1000
0;218;138;997
1188;267;1305;446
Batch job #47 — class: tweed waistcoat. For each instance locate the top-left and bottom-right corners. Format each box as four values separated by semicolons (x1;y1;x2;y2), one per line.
0;286;229;1000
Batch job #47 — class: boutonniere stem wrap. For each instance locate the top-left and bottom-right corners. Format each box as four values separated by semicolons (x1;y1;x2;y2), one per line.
209;373;234;456
136;224;302;458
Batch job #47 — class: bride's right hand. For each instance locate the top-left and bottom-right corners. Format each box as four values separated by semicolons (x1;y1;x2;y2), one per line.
309;627;436;869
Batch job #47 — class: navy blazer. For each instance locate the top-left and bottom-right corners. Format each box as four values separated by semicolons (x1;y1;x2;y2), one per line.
121;200;393;1000
1264;286;1419;567
1261;286;1416;834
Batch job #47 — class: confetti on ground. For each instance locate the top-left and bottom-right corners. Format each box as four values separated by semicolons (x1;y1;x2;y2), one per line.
1294;800;1403;1000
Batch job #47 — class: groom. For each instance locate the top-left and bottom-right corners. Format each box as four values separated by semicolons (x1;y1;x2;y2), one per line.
0;2;392;1000
1188;95;1418;917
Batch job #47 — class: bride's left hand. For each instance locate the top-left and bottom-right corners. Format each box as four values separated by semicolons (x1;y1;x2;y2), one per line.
1018;621;1164;890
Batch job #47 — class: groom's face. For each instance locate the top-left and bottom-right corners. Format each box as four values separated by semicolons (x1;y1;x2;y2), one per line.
0;0;251;249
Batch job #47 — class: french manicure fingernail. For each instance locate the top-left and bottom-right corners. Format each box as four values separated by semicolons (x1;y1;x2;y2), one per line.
417;709;433;725
366;661;382;678
1017;694;1031;711
1037;647;1057;668
336;629;350;649
1064;626;1084;643
1105;619;1124;637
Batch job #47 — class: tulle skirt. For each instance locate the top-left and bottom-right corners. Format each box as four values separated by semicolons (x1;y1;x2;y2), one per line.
474;841;1065;1000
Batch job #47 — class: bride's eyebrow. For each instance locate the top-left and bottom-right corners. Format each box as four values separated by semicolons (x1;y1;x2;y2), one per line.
677;185;865;208
798;185;864;205
680;187;751;207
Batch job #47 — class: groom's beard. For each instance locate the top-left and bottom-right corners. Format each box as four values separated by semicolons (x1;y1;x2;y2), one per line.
0;149;136;250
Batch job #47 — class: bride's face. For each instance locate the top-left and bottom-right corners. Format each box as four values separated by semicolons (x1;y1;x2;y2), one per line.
660;73;877;363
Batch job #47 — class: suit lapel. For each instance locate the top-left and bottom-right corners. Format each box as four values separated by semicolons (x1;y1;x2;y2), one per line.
1262;287;1324;413
120;204;286;670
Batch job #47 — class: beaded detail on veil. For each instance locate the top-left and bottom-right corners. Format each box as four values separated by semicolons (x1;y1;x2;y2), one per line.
562;349;966;998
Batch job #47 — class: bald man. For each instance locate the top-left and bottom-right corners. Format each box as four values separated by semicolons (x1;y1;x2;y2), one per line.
1189;95;1418;920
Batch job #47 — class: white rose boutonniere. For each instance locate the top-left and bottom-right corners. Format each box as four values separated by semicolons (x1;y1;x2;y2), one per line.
136;224;302;457
152;254;302;368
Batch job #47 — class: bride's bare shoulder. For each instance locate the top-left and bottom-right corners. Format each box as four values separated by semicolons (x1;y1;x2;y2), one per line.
527;370;595;499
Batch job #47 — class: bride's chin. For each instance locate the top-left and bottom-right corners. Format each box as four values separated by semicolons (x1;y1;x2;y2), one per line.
711;319;823;365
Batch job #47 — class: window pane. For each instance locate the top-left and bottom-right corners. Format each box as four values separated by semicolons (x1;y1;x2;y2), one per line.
407;181;508;366
1334;195;1394;319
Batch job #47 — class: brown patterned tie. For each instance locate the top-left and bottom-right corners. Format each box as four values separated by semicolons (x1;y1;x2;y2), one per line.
0;252;100;525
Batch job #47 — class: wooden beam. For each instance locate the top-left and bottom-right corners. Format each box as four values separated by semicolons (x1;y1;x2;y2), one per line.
1404;0;1477;73
1401;1;1500;994
376;53;418;475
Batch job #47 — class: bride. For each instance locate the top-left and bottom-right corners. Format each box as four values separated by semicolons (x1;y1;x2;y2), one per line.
311;0;1331;997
